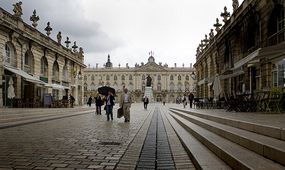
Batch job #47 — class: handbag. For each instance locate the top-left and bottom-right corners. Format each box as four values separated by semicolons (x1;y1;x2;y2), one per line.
117;107;123;118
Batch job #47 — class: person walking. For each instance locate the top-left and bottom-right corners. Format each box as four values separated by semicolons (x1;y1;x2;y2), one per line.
95;94;102;115
106;91;115;121
143;96;149;110
120;88;132;122
188;92;194;108
182;94;187;108
87;96;92;107
69;94;75;108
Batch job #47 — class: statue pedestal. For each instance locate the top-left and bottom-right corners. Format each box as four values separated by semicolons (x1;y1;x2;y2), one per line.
144;86;154;102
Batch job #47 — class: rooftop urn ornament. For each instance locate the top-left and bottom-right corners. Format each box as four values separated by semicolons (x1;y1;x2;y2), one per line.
13;1;23;18
30;9;39;28
64;37;71;48
233;0;239;12
72;41;78;52
213;18;222;32
44;22;52;37
209;29;214;40
221;6;230;23
57;32;62;44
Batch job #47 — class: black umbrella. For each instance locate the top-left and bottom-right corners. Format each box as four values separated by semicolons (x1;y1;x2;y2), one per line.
98;86;115;96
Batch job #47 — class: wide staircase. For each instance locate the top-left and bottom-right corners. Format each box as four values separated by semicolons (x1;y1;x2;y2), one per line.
144;86;154;102
164;107;285;170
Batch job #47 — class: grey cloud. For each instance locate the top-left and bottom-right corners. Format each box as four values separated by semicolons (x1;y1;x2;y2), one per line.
0;0;122;53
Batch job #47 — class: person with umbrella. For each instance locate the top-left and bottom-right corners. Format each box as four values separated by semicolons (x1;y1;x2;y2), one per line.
105;90;115;121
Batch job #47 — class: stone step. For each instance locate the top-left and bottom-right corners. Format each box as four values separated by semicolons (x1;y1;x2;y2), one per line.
164;110;231;170
169;112;285;170
170;109;285;166
170;108;285;141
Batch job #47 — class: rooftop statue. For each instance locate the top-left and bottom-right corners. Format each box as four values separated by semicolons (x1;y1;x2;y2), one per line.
13;1;23;18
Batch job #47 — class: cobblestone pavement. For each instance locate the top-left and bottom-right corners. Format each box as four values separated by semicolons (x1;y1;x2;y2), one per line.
0;104;154;170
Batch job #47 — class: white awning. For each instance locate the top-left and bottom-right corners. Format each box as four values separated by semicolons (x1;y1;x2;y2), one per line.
233;48;261;70
45;83;70;90
4;65;45;85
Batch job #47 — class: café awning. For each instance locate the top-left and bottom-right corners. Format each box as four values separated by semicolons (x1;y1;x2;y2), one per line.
45;83;70;90
4;65;45;85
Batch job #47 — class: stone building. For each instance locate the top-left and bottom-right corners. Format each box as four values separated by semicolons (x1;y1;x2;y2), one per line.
194;0;285;99
83;54;196;103
0;2;86;107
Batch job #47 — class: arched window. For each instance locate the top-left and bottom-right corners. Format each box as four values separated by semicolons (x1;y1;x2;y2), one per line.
84;75;87;81
129;75;133;80
186;75;189;81
40;56;48;77
106;75;110;81
142;75;145;80
185;82;190;91
157;82;161;91
157;75;161;81
24;50;34;74
178;75;182;81
170;75;174;81
113;82;118;90
122;75;125;81
90;82;96;91
114;75;117;80
91;75;95;81
52;61;59;81
4;42;16;67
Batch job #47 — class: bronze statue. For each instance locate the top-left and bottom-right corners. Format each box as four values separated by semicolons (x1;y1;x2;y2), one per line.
146;75;152;87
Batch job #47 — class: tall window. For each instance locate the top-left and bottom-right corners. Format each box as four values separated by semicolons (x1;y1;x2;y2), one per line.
142;75;145;80
52;61;59;81
177;83;182;91
24;50;34;74
90;82;96;91
5;44;11;64
169;83;175;91
129;75;133;80
170;75;174;81
186;75;189;80
272;59;285;87
157;83;161;91
106;75;110;81
178;75;181;81
129;83;133;91
40;56;48;77
91;75;95;81
122;75;125;81
62;65;68;80
84;75;87;81
84;83;88;91
157;75;161;81
114;75;117;81
268;4;285;45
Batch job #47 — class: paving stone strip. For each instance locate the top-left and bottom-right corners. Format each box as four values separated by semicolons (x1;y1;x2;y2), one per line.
136;108;175;170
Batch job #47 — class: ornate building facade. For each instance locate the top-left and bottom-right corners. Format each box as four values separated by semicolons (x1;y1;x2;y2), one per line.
84;55;196;103
0;2;86;107
195;0;285;99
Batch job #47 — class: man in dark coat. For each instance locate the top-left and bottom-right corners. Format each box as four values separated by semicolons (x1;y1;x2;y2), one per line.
95;95;102;115
143;96;149;109
188;92;194;108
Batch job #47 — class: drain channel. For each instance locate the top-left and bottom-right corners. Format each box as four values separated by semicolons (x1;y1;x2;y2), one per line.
136;108;175;170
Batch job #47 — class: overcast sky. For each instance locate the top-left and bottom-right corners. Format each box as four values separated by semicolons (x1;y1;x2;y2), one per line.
0;0;235;68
